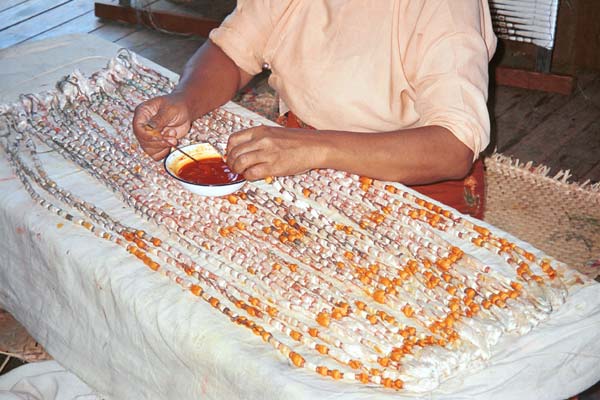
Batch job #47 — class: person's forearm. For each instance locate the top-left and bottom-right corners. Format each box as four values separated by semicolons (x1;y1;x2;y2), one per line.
315;126;474;185
173;40;252;120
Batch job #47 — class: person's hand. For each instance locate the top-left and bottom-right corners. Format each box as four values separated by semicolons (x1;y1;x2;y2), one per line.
132;93;193;161
225;125;326;180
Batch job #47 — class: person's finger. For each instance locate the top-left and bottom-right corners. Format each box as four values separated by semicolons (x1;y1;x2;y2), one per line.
133;101;160;139
163;128;176;138
138;128;171;146
142;136;171;144
140;142;170;158
133;96;164;122
150;147;171;161
142;138;171;150
136;127;172;151
133;104;168;153
147;123;189;142
174;125;191;140
230;149;270;175
163;128;179;146
226;136;266;168
226;127;258;155
146;104;175;133
242;162;272;181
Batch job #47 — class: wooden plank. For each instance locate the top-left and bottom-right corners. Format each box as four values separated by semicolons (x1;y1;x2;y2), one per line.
493;88;570;153
537;73;600;181
550;0;577;75
94;1;220;37
582;162;600;183
493;86;546;120
494;40;536;71
544;117;600;182
25;10;103;43
500;74;600;180
535;47;553;74
494;73;597;153
573;0;600;72
147;0;202;14
488;80;529;118
0;0;68;31
495;66;575;95
91;19;139;43
28;9;139;44
149;0;234;20
0;0;28;14
0;0;94;48
114;28;204;74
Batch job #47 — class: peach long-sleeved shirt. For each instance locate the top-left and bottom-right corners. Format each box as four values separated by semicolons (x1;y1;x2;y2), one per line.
210;0;497;157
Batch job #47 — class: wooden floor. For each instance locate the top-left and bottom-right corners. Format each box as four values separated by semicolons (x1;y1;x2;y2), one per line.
0;0;599;183
489;71;600;183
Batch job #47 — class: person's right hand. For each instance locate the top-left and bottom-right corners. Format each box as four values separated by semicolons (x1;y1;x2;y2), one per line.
132;93;193;161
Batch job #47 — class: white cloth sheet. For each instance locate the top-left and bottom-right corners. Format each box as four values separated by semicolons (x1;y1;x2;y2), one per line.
0;361;99;400
0;34;599;400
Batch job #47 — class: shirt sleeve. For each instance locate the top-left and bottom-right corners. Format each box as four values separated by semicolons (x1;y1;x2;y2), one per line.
406;0;497;159
209;0;290;76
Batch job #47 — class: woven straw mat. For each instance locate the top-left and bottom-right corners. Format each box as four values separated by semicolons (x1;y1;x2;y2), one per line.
485;153;600;280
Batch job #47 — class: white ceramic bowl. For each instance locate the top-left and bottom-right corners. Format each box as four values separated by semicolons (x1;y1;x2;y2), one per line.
164;142;246;197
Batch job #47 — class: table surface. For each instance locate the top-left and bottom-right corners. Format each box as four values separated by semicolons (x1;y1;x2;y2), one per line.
1;34;599;400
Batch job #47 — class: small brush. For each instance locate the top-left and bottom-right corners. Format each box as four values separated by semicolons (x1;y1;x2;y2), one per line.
171;146;200;163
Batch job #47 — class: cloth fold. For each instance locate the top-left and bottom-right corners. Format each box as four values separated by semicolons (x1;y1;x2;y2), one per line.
0;361;99;400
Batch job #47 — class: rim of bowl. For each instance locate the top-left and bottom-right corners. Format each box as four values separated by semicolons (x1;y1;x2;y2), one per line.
163;148;246;188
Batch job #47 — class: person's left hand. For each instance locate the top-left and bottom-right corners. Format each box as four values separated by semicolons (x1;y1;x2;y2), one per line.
225;125;326;181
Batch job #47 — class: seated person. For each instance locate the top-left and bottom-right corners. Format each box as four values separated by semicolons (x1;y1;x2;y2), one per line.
133;0;497;218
